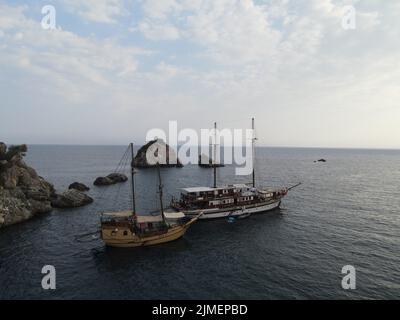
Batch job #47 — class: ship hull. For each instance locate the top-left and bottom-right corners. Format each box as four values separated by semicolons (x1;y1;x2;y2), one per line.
102;217;198;248
182;199;282;220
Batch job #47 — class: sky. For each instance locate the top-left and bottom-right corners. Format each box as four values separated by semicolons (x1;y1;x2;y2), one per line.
0;0;399;148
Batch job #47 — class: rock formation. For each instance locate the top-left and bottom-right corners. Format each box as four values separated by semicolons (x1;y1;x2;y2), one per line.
51;189;93;208
0;143;55;228
134;139;183;168
0;143;95;228
94;173;128;186
69;182;90;192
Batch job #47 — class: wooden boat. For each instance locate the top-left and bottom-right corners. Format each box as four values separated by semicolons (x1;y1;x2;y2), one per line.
171;119;301;220
100;143;202;248
101;211;199;248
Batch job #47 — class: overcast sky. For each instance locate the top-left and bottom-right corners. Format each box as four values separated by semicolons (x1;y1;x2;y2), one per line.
0;0;399;148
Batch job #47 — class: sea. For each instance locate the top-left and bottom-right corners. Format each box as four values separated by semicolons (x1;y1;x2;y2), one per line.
0;145;399;299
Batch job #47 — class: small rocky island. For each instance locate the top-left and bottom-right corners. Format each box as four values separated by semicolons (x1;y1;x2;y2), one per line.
94;173;128;186
69;182;90;192
134;139;183;168
0;143;93;228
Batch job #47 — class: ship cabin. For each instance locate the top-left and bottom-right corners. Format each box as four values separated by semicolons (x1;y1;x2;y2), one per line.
179;184;259;208
101;211;135;228
101;211;168;235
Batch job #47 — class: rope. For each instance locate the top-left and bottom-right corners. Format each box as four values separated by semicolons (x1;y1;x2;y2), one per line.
96;145;131;205
111;147;131;209
98;147;130;214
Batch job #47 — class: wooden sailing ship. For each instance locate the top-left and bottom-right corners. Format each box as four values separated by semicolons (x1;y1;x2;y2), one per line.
171;119;301;220
100;143;202;248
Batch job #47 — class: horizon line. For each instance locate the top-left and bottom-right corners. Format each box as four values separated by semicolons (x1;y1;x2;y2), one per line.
6;143;400;151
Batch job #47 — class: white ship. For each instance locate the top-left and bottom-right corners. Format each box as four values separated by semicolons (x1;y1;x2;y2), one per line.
171;119;300;220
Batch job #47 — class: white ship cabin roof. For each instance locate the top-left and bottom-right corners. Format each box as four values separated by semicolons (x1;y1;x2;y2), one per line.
163;211;185;219
181;187;221;193
232;184;252;189
182;184;253;194
136;215;164;223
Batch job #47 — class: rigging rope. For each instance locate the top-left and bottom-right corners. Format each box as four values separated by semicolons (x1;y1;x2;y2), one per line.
111;146;131;209
96;145;131;208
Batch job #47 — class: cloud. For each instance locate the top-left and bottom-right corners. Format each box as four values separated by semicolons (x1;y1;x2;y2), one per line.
141;0;181;19
0;3;147;103
138;20;180;40
1;1;399;148
61;0;128;24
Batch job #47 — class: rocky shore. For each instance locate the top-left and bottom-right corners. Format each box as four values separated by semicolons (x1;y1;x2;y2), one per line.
0;143;93;228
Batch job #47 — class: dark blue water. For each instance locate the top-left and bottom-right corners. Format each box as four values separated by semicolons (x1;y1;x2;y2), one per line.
0;146;399;299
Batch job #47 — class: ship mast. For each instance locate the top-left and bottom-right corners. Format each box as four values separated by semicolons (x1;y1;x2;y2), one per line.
213;122;217;189
252;118;256;188
130;143;136;214
157;163;166;223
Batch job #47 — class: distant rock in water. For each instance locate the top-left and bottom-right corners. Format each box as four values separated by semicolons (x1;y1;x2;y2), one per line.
107;173;128;183
69;182;90;192
0;143;56;228
94;177;113;186
134;139;183;168
51;189;93;208
94;173;128;186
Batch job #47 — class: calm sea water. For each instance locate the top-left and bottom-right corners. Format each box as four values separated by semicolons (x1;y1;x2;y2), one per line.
0;145;399;300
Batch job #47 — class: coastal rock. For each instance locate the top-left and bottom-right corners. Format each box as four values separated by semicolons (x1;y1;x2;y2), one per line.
0;166;19;189
69;182;90;192
106;173;128;183
5;144;27;162
94;177;113;186
94;173;128;186
0;144;56;228
51;189;93;208
0;142;6;159
134;139;183;168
